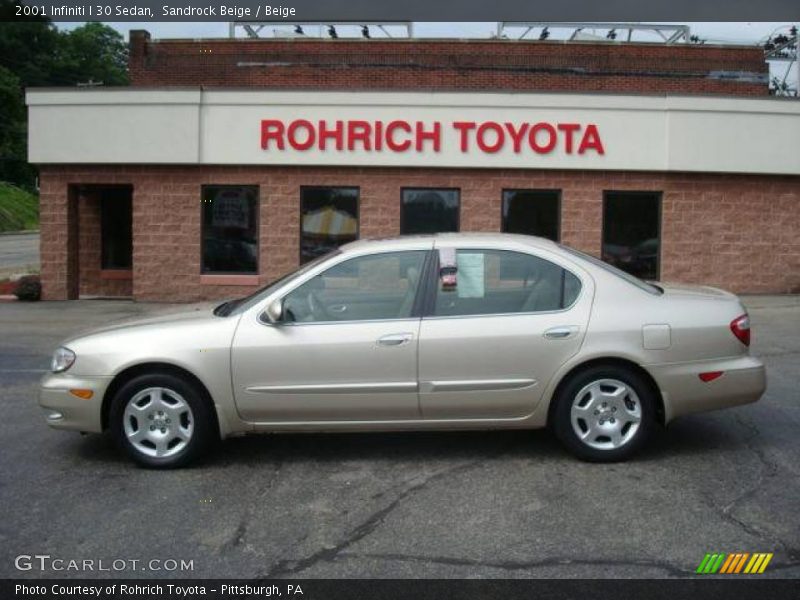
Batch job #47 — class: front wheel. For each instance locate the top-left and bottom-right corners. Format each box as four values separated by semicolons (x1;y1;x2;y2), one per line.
552;365;656;462
109;373;216;468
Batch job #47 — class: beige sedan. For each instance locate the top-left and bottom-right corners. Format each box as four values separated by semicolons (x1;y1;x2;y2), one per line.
39;234;766;468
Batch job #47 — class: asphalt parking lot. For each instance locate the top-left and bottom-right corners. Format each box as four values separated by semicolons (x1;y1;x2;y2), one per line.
0;297;798;579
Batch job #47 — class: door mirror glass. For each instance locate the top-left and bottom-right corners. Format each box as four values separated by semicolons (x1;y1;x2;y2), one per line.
264;298;284;323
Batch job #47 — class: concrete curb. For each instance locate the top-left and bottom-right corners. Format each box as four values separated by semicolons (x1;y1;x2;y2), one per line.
0;230;39;236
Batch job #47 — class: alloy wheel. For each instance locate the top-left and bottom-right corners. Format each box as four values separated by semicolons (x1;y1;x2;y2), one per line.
570;378;642;451
122;387;194;458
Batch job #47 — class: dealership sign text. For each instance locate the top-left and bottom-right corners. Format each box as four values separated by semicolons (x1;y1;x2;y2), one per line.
260;119;605;155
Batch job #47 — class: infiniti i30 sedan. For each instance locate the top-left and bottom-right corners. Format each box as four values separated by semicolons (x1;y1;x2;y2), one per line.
40;234;766;468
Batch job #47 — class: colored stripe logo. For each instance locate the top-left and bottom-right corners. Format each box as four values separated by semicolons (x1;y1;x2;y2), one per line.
696;553;773;574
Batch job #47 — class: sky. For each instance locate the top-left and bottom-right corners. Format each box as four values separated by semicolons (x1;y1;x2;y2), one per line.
61;21;799;89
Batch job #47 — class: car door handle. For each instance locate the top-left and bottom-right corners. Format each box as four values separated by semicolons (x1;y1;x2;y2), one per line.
377;333;413;347
544;326;578;340
329;304;348;313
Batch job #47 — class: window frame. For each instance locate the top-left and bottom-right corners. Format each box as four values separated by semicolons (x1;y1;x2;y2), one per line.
400;187;461;235
421;247;584;320
501;188;562;242
200;184;260;275
275;249;435;326
601;190;663;282
299;185;361;265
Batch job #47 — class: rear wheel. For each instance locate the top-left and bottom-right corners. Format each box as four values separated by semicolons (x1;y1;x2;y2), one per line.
110;372;216;468
553;365;656;462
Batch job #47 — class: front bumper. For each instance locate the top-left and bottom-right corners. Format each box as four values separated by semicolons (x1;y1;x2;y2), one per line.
39;372;112;433
647;355;766;423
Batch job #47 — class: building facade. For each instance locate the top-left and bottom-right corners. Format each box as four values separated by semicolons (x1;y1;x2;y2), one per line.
27;32;800;301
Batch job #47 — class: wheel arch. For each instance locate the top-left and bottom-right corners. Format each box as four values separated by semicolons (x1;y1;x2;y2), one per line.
102;362;220;437
546;357;665;427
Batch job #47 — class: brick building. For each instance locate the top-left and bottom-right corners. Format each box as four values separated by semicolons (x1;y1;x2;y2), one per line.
27;31;800;301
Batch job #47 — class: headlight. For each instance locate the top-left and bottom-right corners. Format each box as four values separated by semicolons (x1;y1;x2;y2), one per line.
51;347;76;373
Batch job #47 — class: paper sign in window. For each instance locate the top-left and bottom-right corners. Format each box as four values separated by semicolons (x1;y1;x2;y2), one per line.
457;253;485;298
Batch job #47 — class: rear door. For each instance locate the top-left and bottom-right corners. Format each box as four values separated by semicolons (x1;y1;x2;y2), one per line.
418;244;593;419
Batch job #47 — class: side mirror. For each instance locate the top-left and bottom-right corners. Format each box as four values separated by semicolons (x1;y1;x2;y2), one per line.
263;298;284;324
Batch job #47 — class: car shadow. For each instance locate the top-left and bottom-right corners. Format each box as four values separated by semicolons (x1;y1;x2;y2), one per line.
66;413;756;469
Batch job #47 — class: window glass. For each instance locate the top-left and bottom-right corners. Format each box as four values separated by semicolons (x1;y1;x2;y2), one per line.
602;192;661;280
434;250;581;317
559;244;660;295
201;185;259;274
100;187;132;269
401;188;459;234
284;251;427;323
502;189;560;241
301;187;359;264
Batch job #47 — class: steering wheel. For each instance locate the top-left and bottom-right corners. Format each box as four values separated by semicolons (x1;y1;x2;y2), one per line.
307;290;333;321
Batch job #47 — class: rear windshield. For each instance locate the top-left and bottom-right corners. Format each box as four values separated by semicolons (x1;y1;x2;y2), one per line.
558;245;662;295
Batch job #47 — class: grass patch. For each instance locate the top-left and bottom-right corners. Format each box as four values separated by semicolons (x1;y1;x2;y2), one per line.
0;182;39;233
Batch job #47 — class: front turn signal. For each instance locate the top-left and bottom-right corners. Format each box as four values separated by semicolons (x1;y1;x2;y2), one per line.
69;389;94;400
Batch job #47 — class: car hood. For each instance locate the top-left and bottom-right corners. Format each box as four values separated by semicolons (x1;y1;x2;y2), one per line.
657;282;736;300
63;303;222;344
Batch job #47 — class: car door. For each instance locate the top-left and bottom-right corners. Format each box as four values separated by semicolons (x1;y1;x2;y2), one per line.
231;248;430;422
418;245;592;420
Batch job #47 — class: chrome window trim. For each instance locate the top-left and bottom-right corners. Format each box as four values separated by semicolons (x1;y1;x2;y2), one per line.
422;307;576;322
259;316;422;328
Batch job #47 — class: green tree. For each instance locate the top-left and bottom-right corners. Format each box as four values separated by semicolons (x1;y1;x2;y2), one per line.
57;22;129;86
0;1;129;188
0;1;61;87
0;65;29;186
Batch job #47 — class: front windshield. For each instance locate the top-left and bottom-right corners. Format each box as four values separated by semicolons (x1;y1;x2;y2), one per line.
214;250;340;316
558;244;662;295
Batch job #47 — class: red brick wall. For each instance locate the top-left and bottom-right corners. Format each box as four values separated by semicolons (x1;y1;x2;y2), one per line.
128;31;768;97
38;165;800;301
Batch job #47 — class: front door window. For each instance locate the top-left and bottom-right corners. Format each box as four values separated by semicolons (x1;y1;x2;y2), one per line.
283;251;427;323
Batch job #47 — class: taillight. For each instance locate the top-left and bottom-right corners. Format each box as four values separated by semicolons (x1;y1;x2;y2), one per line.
730;314;750;347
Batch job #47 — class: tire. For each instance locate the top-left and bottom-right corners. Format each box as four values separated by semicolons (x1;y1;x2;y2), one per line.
109;372;217;468
552;365;656;462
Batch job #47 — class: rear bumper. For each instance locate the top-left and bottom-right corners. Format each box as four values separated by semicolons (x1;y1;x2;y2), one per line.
646;355;766;423
38;372;111;433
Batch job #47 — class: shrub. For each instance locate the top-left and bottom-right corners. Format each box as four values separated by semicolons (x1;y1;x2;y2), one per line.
14;275;41;301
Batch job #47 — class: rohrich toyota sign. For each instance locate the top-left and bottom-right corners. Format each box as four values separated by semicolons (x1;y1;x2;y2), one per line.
26;89;800;174
260;119;605;155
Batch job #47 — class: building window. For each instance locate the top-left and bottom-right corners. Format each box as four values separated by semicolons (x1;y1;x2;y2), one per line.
100;187;133;270
502;189;560;241
201;185;259;274
434;249;581;317
300;187;359;264
602;191;661;281
401;188;459;235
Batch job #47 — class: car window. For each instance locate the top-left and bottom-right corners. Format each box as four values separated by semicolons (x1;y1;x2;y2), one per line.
433;249;581;317
558;244;661;295
283;251;427;323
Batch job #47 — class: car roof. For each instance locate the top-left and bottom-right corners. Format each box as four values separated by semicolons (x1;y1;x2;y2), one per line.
340;233;560;254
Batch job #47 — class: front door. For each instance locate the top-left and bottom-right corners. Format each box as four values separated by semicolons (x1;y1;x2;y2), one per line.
418;247;592;420
231;249;430;422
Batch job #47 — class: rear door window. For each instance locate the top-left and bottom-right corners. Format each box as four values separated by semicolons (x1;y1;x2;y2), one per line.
433;249;581;317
